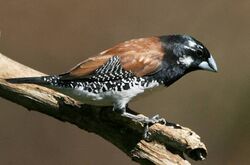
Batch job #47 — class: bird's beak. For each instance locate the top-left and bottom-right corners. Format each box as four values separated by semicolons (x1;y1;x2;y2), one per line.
198;55;218;72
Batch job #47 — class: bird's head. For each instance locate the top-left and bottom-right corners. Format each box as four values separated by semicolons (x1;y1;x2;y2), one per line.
160;35;218;73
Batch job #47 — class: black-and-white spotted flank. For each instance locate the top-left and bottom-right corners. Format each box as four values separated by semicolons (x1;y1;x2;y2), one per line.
42;56;158;93
37;56;162;108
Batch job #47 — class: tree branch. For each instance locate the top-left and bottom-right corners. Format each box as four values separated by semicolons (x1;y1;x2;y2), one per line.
0;53;207;165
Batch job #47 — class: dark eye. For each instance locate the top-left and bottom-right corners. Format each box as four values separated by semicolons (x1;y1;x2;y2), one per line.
196;49;203;57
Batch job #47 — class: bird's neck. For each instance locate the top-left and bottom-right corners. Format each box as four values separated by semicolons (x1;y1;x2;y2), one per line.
151;65;187;87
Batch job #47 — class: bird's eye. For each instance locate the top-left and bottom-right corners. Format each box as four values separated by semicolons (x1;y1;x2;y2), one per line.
196;49;203;57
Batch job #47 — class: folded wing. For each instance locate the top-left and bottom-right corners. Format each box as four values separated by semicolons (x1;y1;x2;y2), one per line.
60;37;165;80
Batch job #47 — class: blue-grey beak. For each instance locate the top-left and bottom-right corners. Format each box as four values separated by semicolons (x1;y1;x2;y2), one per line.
198;55;218;72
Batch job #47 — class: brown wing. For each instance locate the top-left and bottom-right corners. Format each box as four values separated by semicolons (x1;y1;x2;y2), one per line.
61;37;165;80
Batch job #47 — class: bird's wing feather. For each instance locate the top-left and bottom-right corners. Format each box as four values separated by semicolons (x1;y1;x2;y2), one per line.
60;37;164;80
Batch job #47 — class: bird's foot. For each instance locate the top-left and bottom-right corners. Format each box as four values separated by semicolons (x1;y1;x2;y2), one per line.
120;112;166;141
147;114;166;125
143;114;166;140
113;107;166;140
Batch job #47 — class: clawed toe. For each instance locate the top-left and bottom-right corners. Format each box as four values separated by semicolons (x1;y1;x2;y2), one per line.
116;109;166;140
143;114;166;140
145;114;166;125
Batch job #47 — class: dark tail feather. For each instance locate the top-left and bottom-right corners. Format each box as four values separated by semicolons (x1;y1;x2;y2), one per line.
6;76;59;85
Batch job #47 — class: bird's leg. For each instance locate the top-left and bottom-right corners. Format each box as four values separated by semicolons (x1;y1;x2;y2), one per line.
113;106;148;122
113;105;166;140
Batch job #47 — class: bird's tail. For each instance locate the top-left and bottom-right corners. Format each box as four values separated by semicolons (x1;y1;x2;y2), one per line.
5;76;60;86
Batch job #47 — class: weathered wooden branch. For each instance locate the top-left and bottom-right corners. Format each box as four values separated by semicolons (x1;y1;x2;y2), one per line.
0;53;207;165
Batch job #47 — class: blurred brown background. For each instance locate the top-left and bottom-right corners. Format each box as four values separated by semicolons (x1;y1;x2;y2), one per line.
0;0;249;164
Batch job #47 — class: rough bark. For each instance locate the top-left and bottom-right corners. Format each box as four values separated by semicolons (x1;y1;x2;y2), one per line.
0;53;207;165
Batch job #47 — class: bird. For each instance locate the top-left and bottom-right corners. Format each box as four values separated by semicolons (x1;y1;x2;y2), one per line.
6;34;218;133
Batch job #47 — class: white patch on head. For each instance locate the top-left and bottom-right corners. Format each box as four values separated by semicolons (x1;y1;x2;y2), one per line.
187;40;203;49
178;55;194;67
197;45;203;49
183;45;196;51
188;40;197;47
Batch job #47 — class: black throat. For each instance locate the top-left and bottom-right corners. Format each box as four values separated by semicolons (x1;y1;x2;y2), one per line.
148;35;190;86
147;64;186;87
